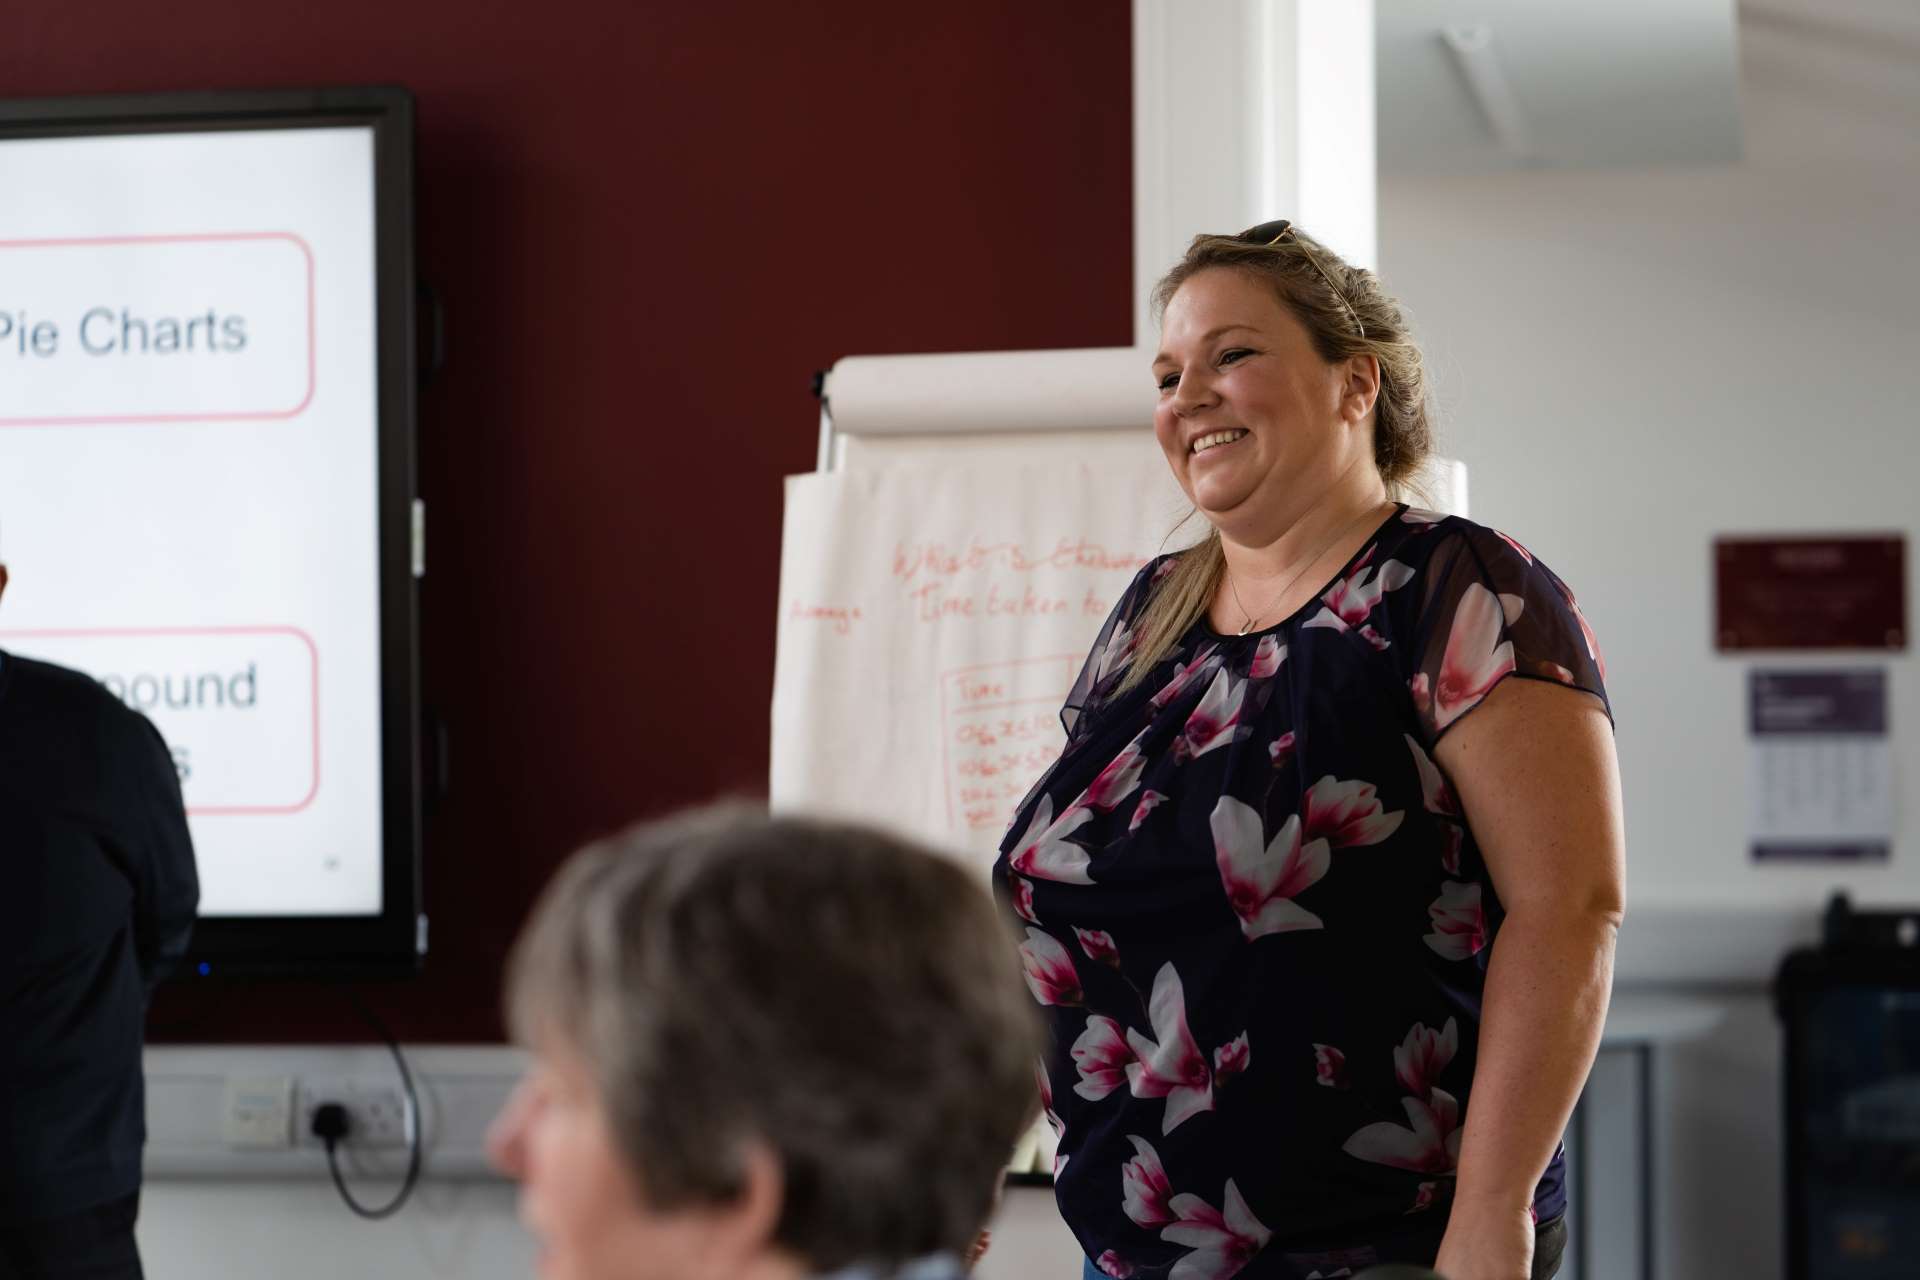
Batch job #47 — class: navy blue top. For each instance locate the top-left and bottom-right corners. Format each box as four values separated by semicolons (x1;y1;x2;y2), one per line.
0;650;200;1221
991;506;1611;1278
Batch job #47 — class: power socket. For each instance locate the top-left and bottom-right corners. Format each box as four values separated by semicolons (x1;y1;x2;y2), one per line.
297;1076;411;1149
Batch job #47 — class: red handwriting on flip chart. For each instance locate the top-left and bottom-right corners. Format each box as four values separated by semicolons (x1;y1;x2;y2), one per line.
787;601;864;635
908;580;1078;624
892;537;1150;584
939;657;1080;836
954;712;1056;747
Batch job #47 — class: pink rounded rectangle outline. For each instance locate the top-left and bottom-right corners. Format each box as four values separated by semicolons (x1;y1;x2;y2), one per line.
0;231;317;428
0;623;321;814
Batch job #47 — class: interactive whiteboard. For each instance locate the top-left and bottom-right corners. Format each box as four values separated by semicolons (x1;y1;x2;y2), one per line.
0;90;420;972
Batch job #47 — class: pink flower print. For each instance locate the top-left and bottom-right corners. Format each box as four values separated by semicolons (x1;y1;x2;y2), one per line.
1249;634;1287;678
1424;880;1487;961
1076;927;1122;969
1313;1044;1349;1090
1268;731;1297;770
1018;927;1084;1006
1394;1017;1459;1099
1072;1015;1135;1101
1303;547;1415;634
1407;1182;1439;1214
1097;1251;1137;1279
1009;875;1039;924
1152;644;1220;709
1410;672;1432;715
1213;1033;1251;1086
1161;1179;1272;1280
1431;583;1516;733
1303;776;1405;848
1358;624;1391;651
1403;735;1460;818
1494;530;1534;564
1035;1062;1067;1147
1342;1088;1463;1174
1438;824;1464;877
1095;620;1136;683
1008;796;1095;884
1085;737;1148;811
1210;798;1331;939
1130;789;1167;831
1120;1134;1176;1228
1175;668;1248;762
1124;963;1215;1134
1152;557;1179;583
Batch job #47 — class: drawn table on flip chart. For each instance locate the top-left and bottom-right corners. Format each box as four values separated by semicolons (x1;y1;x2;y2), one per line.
771;463;1182;869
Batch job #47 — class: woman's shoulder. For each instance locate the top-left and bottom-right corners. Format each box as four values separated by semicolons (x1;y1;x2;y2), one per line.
1381;507;1559;583
1108;551;1184;624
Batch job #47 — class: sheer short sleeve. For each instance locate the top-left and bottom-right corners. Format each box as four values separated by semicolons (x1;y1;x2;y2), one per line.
1059;555;1174;740
1407;525;1611;748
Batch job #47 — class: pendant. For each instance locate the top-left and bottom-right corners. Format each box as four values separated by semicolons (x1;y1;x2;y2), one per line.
1238;619;1253;636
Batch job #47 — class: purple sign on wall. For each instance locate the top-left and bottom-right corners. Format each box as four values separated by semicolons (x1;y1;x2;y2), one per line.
1750;669;1889;734
1749;669;1892;864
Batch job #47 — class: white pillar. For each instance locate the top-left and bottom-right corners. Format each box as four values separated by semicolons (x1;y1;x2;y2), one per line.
1132;0;1377;345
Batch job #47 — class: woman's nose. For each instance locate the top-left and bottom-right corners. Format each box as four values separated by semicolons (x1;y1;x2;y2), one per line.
1168;369;1214;416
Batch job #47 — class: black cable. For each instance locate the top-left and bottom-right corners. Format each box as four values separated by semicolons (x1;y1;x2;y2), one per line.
312;990;424;1220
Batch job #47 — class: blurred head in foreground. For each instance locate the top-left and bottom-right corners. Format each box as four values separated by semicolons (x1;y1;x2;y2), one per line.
488;803;1043;1280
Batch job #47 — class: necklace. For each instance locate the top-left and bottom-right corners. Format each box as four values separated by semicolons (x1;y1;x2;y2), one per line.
1224;504;1385;636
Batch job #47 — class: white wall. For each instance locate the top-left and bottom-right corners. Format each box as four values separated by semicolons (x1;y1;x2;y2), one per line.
134;1179;1079;1280
137;1180;534;1280
1381;0;1920;923
1377;2;1919;1276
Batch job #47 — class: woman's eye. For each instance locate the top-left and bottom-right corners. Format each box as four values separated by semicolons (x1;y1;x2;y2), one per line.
1219;348;1252;366
1156;372;1180;391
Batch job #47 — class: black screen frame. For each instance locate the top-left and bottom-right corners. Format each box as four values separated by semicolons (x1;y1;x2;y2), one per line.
0;87;423;977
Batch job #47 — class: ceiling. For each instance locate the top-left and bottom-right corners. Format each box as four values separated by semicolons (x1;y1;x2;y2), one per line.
1376;0;1746;174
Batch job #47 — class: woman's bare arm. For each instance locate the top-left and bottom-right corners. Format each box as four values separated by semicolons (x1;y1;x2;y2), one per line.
1431;676;1625;1280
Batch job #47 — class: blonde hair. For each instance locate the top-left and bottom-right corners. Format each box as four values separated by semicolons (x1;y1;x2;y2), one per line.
1118;226;1435;692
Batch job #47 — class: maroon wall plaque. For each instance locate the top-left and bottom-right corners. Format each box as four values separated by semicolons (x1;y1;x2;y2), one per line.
1715;536;1906;650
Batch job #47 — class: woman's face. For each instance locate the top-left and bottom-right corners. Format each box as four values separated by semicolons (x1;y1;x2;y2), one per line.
1152;267;1370;540
488;1042;711;1280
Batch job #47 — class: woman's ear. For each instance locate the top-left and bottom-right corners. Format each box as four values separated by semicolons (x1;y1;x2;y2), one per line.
697;1142;789;1274
1342;353;1381;426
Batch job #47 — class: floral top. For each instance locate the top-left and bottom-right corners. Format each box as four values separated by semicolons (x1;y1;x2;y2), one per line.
990;506;1611;1279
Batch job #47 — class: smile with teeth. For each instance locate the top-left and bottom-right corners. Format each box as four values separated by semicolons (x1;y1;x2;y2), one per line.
1191;429;1249;455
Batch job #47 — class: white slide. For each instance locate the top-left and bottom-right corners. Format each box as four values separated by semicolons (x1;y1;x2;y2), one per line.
0;126;385;916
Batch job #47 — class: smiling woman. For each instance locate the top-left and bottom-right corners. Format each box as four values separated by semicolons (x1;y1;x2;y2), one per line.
993;223;1622;1280
1137;223;1433;675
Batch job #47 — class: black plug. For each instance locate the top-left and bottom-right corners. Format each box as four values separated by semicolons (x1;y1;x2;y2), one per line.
311;1102;351;1147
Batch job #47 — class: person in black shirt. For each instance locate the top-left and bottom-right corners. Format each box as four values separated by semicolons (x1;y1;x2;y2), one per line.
0;561;199;1280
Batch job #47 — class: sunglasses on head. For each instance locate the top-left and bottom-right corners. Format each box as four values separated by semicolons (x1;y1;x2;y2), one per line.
1237;219;1365;339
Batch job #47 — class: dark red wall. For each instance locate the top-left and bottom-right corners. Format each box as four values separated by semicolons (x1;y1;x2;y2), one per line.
3;1;1132;1040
